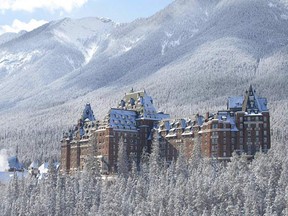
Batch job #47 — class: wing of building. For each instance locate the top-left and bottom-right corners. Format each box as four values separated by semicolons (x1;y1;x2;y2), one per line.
60;86;271;174
60;90;170;174
200;85;270;159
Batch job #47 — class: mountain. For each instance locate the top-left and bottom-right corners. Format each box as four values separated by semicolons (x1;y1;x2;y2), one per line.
0;0;288;162
0;31;27;45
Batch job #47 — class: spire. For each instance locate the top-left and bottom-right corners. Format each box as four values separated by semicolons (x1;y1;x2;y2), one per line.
242;85;261;113
82;103;96;121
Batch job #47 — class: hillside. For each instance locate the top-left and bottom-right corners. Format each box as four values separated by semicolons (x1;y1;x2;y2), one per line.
0;0;288;162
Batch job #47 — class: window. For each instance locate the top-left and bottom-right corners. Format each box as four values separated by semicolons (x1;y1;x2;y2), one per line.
212;145;218;151
248;117;251;121
239;145;243;150
212;138;218;144
232;138;236;144
264;131;267;136
212;124;218;129
223;152;227;157
239;138;243;144
255;145;260;151
264;137;268;143
247;145;251;151
240;131;243;136
256;131;259;136
223;138;226;144
264;123;267;129
240;117;243;122
247;131;251;136
223;145;227;151
264;117;267;122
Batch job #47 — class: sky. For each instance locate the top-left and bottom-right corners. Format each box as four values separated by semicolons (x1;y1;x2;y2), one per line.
0;0;173;35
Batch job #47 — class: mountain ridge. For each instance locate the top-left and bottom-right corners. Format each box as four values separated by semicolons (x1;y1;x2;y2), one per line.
0;0;288;161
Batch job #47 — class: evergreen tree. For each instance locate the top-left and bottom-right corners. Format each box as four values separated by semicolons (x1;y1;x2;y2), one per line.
117;136;129;178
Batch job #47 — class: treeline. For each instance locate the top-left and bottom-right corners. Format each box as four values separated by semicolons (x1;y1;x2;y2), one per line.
1;135;288;216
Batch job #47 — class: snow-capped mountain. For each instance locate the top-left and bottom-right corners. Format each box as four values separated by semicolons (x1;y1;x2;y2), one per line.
0;0;288;161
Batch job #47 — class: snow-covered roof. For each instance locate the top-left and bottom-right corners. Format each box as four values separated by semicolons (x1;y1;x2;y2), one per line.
118;90;170;121
82;103;96;121
258;98;268;112
38;162;60;180
29;160;39;169
227;96;244;110
217;111;238;132
228;86;268;113
8;156;23;171
166;133;177;138
106;108;137;131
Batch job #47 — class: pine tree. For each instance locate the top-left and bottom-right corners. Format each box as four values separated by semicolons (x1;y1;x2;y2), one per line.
117;136;129;178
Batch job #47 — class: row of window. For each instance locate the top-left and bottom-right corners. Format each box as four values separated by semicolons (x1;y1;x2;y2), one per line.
239;116;268;122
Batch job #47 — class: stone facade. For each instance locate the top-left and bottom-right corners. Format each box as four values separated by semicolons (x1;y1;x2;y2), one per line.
60;86;271;173
60;90;170;173
199;85;270;159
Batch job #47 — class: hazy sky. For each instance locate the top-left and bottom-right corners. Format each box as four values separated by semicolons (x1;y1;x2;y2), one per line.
0;0;173;35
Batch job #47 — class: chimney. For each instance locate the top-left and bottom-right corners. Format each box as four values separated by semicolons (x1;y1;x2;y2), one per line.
205;112;209;120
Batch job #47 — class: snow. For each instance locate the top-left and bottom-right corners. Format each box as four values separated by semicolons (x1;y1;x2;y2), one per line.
0;0;287;175
107;109;137;131
29;160;39;169
228;96;244;109
0;171;27;184
0;50;43;75
82;103;96;121
38;161;60;179
165;133;177;138
217;111;238;132
8;156;23;171
51;17;116;64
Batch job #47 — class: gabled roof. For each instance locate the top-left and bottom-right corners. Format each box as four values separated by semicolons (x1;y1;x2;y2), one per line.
228;86;268;113
242;85;268;113
82;103;96;121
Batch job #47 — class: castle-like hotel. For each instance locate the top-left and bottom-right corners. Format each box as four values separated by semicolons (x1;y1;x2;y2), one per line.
60;86;270;173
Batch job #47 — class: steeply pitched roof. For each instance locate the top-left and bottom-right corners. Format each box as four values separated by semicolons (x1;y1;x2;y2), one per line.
242;85;268;113
82;103;96;121
118;90;170;120
105;108;137;131
228;86;268;113
227;96;244;110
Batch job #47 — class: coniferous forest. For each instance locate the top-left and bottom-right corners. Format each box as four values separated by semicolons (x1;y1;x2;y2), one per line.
1;0;288;215
1;133;288;216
